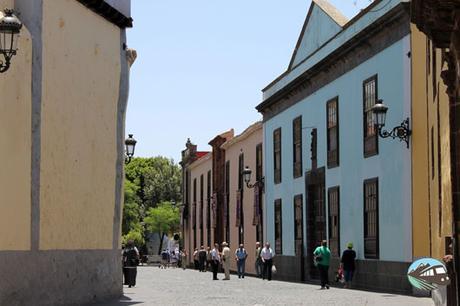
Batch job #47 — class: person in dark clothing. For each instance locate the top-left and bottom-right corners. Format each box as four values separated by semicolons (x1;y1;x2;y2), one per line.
340;242;356;288
211;243;220;280
123;240;139;288
198;246;207;272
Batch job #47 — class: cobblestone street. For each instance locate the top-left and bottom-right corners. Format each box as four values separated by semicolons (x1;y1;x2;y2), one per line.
96;266;434;306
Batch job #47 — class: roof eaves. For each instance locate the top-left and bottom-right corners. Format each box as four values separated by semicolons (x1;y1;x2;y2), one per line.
77;0;133;28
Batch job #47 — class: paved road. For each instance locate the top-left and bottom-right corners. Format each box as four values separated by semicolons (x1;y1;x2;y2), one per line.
95;266;434;306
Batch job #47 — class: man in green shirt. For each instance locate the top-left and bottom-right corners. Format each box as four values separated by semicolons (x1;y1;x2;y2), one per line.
313;240;331;289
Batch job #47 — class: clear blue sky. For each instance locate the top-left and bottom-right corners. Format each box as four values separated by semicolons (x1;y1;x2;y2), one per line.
126;0;374;162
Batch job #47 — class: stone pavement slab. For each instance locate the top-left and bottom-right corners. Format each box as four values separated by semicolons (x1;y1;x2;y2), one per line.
94;266;434;306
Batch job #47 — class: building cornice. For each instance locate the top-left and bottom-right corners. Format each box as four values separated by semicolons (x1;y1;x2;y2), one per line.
76;0;133;28
256;3;410;121
220;121;262;150
411;0;459;48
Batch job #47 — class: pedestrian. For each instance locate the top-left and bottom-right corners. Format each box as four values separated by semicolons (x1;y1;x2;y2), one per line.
221;242;231;280
340;242;356;289
122;244;128;285
198;246;207;272
235;243;248;279
122;240;139;288
314;240;331;289
181;249;187;270
193;248;199;270
254;242;263;278
206;246;212;271
260;242;274;281
160;249;168;269
211;243;221;280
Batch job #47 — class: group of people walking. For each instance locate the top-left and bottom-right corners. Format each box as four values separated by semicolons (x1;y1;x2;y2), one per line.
123;238;357;291
190;241;275;281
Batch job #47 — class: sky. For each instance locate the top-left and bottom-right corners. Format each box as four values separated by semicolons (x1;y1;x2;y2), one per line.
126;0;374;162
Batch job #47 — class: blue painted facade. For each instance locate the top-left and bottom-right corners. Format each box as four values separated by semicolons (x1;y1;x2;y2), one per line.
260;0;413;271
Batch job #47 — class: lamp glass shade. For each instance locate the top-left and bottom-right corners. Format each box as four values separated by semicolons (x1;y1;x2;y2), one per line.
0;10;22;56
125;134;137;157
372;101;388;127
242;166;252;184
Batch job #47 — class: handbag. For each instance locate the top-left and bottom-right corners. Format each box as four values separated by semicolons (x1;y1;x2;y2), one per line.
271;264;277;274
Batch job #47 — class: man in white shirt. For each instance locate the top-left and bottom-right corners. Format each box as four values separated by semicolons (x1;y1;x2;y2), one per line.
260;242;274;281
222;242;231;280
210;243;220;280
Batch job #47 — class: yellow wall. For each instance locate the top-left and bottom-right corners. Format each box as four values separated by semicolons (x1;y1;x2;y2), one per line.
0;18;32;251
411;25;452;259
39;0;121;250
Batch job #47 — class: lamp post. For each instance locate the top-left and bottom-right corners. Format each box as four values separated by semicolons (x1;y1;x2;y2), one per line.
372;99;412;148
124;134;137;164
0;9;22;73
242;166;264;191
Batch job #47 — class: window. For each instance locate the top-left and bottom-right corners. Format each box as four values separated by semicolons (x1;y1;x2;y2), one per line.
293;117;303;178
256;143;263;242
327;98;339;168
294;195;303;256
207;170;211;246
363;76;378;157
225;161;230;244
364;178;379;259
274;128;282;184
274;199;282;254
238;153;244;244
200;174;204;246
328;187;340;257
311;128;317;169
193;178;197;248
256;143;263;182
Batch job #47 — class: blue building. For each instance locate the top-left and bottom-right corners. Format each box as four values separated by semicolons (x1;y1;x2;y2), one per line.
256;0;413;293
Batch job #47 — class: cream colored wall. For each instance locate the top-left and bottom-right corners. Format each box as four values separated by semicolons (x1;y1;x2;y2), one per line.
411;25;452;259
188;155;212;259
39;0;121;250
0;16;32;251
225;126;262;274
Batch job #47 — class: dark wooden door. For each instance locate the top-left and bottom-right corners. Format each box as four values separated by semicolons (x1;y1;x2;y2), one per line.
294;195;304;281
306;168;326;279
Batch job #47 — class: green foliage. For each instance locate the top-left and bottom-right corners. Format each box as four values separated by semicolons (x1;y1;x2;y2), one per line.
144;201;180;236
122;157;182;250
122;222;145;247
124;157;181;209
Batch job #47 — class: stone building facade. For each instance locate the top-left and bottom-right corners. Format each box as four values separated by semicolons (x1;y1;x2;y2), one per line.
412;1;460;304
0;0;133;305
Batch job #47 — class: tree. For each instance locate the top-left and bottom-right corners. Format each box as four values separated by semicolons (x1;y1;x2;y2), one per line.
143;201;180;254
122;180;142;235
125;157;181;209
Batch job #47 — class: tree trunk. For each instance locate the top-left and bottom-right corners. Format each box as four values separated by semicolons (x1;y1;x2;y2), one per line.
157;232;165;255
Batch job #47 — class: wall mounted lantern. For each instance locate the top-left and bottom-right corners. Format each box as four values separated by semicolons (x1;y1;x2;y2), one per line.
124;134;137;164
242;166;264;191
372;99;412;148
0;9;22;73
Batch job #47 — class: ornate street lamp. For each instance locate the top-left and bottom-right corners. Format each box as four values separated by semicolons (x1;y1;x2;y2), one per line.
372;99;412;148
242;166;264;190
124;134;137;164
0;9;22;73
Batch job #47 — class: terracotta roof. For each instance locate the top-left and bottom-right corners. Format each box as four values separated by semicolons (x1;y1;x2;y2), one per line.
196;152;210;159
77;0;133;28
